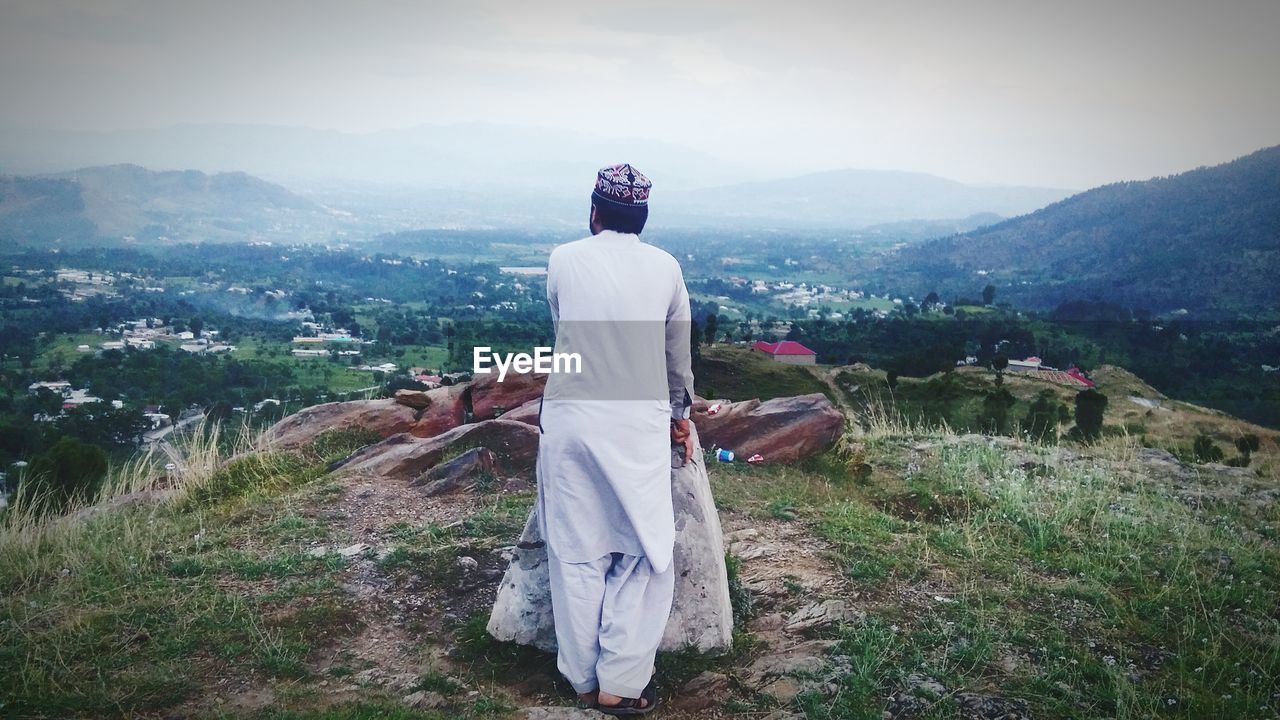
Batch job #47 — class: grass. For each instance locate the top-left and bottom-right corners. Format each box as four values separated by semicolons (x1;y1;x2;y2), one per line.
696;344;832;403
708;418;1280;719
4;384;1277;718
0;422;377;717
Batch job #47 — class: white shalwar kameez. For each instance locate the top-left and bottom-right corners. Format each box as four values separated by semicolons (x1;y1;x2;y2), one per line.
534;228;694;699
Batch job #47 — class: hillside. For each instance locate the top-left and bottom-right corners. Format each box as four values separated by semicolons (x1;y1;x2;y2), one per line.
885;145;1280;313
829;359;1280;460
662;169;1071;230
0;164;340;246
3;363;1278;719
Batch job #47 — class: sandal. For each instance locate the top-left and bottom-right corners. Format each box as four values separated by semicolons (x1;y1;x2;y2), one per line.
596;679;658;716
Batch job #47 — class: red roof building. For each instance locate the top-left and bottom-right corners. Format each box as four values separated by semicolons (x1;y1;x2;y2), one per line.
753;340;817;365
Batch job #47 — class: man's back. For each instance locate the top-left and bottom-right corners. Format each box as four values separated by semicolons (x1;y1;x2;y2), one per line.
543;229;687;406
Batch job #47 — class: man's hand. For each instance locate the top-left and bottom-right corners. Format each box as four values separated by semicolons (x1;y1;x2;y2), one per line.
671;418;694;465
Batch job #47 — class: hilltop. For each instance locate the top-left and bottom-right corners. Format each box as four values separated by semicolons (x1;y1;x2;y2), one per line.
885;145;1280;313
2;355;1277;719
0;164;341;246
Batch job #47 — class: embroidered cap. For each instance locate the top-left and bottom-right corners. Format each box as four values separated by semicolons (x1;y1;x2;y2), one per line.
592;163;652;207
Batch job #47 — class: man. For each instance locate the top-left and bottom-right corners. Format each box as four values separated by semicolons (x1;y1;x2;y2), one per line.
534;163;695;715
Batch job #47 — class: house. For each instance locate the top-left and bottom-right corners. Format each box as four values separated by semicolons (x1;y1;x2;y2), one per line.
1065;367;1096;388
1007;356;1043;372
29;380;72;395
753;340;818;365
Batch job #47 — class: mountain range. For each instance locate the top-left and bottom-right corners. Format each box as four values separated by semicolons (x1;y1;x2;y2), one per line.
0;123;1071;232
883;145;1280;313
0;164;345;246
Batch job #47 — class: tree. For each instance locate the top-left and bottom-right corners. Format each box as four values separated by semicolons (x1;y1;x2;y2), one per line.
992;354;1009;386
704;314;718;345
923;291;940;310
1192;434;1224;464
1073;389;1108;441
190;316;204;338
19;437;109;513
982;284;996;306
1235;434;1261;457
980;388;1015;434
1022;390;1060;442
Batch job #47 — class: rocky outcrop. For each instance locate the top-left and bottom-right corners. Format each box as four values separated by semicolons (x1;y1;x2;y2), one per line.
260;391;467;448
467;371;546;421
330;419;540;484
691;393;844;462
412;447;499;495
261;371;549;449
499;398;543;427
487;424;734;654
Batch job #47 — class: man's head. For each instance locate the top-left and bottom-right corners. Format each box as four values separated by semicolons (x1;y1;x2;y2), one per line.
589;163;651;236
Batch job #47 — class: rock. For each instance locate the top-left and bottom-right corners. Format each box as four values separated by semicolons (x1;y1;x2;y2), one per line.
394;389;435;410
331;419;540;483
411;447;499;495
956;692;1031;719
487;423;734;654
691;393;843;462
306;546;329;558
456;556;480;573
677;671;730;712
501;398;544;426
402;690;446;709
904;673;947;699
745;649;828;681
262;371;545;450
760;676;805;703
784;599;863;632
338;543;369;558
467;371;547;421
261;391;466;449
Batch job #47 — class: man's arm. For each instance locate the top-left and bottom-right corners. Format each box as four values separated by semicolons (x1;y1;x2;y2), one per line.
546;250;560;327
665;261;694;421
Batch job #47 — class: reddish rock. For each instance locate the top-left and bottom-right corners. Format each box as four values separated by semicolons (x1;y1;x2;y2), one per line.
394;389;434;409
331;419;540;483
690;393;843;462
500;398;543;427
261;388;467;448
466;371;547;421
412;447;499;495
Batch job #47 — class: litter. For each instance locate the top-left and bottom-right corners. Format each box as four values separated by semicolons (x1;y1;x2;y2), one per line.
706;403;723;416
716;448;735;462
746;453;764;464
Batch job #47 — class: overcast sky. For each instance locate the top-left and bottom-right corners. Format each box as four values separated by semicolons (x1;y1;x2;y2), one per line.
1;0;1276;188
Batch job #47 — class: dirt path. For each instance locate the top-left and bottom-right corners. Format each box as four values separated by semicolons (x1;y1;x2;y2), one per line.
186;456;864;718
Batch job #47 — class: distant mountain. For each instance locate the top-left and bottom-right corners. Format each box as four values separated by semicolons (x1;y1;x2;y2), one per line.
658;170;1072;229
0;164;343;245
885;146;1280;313
0;124;1072;232
0;123;752;193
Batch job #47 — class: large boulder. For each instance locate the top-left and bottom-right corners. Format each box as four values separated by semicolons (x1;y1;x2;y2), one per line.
412;447;499;495
691;393;844;462
261;388;467;449
261;371;548;449
330;419;540;483
467;371;547;421
487;424;733;654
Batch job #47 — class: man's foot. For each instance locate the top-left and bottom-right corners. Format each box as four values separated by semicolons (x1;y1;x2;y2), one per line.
596;679;658;716
597;690;650;709
576;690;598;708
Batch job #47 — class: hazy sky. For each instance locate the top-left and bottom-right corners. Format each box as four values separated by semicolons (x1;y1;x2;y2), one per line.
1;0;1277;188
